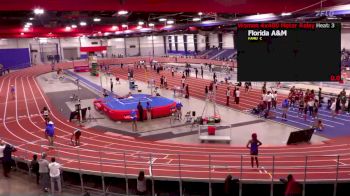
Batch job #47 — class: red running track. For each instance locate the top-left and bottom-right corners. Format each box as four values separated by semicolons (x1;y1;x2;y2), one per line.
0;62;350;183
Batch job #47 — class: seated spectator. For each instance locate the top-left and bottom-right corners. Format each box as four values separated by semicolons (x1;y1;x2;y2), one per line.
137;171;147;195
280;174;302;196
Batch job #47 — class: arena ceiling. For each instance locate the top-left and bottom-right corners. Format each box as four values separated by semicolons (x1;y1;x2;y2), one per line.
0;0;349;38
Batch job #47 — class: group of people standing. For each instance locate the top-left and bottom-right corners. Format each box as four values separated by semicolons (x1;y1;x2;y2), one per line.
225;86;241;106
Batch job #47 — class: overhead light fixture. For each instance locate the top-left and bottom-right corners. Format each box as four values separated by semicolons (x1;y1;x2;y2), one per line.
29;17;34;21
24;24;30;28
167;20;174;24
23;27;29;31
124;30;132;33
193;17;201;22
71;24;77;28
138;21;144;25
93;18;101;22
198;12;203;16
115;31;122;34
327;16;339;20
281;12;292;16
80;22;87;26
245;13;276;21
118;10;128;15
149;23;155;27
65;26;72;31
122;24;128;28
26;22;32;26
163;25;173;30
33;8;44;15
21;32;24;35
112;26;118;30
104;32;110;36
159;18;167;22
202;20;215;24
136;26;142;29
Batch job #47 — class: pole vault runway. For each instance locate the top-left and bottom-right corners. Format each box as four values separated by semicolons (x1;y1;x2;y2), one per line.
0;61;350;183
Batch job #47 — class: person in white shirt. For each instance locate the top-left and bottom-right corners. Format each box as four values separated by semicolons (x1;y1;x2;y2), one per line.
48;157;61;194
235;88;240;104
330;99;337;118
181;78;185;89
262;92;268;109
266;91;273;110
226;87;231;106
272;91;278;109
0;139;5;161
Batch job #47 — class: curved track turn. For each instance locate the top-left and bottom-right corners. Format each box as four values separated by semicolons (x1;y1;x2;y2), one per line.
1;59;350;183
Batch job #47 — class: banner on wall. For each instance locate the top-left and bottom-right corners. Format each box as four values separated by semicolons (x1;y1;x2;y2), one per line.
0;48;31;69
80;46;107;52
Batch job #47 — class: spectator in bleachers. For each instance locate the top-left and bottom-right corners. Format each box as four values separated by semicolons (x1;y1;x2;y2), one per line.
137;170;147;195
30;154;40;185
48;157;62;194
2;141;16;178
280;174;302;196
39;152;50;192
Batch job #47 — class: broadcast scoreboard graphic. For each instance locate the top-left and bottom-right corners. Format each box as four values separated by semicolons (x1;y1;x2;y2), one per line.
236;23;341;82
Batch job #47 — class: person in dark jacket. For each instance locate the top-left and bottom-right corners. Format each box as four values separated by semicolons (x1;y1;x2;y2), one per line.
280;174;302;196
30;154;40;184
3;143;16;177
224;175;239;196
137;102;144;122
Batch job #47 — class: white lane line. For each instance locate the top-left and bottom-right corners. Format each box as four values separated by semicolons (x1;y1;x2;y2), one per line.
148;157;157;177
333;159;347;166
166;159;173;165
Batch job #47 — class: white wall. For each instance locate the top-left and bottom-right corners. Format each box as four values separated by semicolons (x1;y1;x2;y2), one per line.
197;34;206;51
125;37;139;56
341;29;350;49
177;35;184;51
107;38;126;57
187;34;195;51
222;33;234;49
140;36;165;56
209;33;219;48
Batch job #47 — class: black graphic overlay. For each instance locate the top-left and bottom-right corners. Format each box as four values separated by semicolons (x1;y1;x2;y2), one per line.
236;23;341;81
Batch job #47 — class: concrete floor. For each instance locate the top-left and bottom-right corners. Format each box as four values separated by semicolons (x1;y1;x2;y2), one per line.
36;67;327;146
0;167;85;196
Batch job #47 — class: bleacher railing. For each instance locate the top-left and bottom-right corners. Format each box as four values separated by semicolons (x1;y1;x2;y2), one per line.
2;136;349;196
